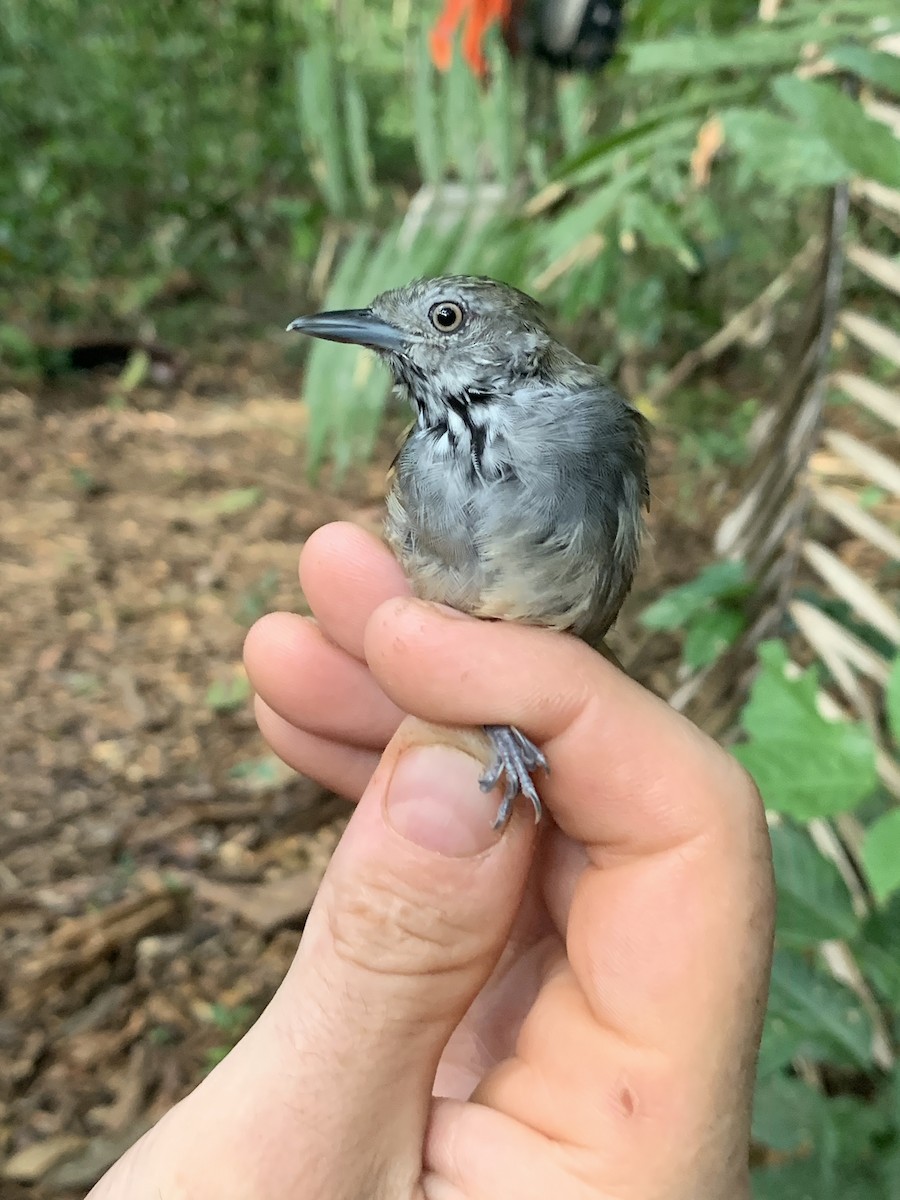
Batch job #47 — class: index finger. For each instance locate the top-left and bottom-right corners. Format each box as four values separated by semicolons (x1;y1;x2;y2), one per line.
364;597;754;854
364;597;774;1058
300;522;409;660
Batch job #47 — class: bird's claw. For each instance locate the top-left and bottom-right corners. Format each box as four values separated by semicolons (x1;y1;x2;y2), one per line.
480;724;549;831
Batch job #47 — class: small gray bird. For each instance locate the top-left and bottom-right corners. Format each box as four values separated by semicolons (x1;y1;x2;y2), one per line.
288;276;649;829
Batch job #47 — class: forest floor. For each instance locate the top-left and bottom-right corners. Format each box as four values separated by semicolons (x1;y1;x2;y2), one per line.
0;326;784;1196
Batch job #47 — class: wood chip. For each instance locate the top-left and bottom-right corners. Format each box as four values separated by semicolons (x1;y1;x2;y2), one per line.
184;867;325;933
3;1135;87;1183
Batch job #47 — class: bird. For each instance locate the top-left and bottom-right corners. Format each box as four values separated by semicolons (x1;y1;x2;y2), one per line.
288;275;649;830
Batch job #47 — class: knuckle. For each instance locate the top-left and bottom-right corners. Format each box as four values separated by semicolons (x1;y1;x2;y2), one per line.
325;868;486;984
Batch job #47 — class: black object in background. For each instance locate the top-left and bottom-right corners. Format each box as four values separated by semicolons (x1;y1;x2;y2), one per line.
508;0;625;71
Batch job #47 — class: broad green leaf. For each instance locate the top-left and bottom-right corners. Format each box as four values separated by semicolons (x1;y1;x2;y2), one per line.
640;561;749;630
757;1014;805;1078
766;949;874;1069
827;45;900;94
770;824;859;948
733;641;878;819
753;1130;889;1200
862;809;900;904
774;75;900;189
853;894;900;1007
720;108;849;193
628;25;848;78
752;1073;828;1152
683;606;745;669
886;657;900;746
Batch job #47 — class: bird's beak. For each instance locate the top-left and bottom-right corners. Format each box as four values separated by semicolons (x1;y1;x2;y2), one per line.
286;308;407;353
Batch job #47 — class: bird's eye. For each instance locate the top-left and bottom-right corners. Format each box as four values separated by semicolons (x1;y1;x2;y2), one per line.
428;301;465;333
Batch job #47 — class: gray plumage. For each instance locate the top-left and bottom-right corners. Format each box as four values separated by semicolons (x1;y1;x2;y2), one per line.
288;274;649;827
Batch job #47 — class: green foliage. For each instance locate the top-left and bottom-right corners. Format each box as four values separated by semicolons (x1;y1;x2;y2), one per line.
205;672;252;714
863;810;900;905
639;560;752;668
1;1;306;295
727;631;900;1192
887;658;900;746
720;109;849;193
289;0;900;461
774;75;900;190
770;824;859;949
766;948;874;1069
733;641;878;818
234;569;281;626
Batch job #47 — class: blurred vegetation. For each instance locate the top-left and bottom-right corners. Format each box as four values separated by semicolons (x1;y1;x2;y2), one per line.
4;1;898;425
3;0;900;1193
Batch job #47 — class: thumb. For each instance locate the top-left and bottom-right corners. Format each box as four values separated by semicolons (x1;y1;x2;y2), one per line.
202;718;534;1199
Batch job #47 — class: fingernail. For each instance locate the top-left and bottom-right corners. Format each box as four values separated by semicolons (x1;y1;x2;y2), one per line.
386;746;501;857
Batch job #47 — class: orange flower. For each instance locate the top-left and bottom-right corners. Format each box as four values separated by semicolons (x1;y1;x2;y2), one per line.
429;0;514;77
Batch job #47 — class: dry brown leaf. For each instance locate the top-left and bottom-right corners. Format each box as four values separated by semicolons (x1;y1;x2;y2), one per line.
691;116;724;188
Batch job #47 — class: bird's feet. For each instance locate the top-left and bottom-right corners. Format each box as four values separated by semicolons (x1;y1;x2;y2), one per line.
480;724;549;831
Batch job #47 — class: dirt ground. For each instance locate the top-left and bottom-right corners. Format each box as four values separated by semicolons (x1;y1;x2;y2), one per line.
0;335;731;1195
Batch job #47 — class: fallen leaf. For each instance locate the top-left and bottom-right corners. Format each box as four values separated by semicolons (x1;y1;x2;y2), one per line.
3;1135;86;1183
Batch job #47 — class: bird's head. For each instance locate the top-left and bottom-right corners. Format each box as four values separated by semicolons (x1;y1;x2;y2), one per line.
288;276;568;408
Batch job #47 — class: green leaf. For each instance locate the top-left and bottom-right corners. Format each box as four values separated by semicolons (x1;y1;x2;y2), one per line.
296;41;349;215
620;194;700;271
208;487;263;516
733;641;878;819
771;824;859;948
827;45;900;94
720;108;849;193
853;894;900;1007
862;808;900;904
774;75;900;189
752;1073;828;1152
557;117;698;188
411;30;444;185
766;949;874;1069
858;485;888;510
752;1113;890;1200
205;673;252;713
343;76;377;211
628;25;848;78
886;657;900;746
640;560;750;630
118;348;150;393
683;606;745;669
228;754;294;792
538;165;647;264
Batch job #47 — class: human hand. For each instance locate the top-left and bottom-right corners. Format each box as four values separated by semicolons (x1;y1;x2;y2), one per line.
91;521;774;1200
